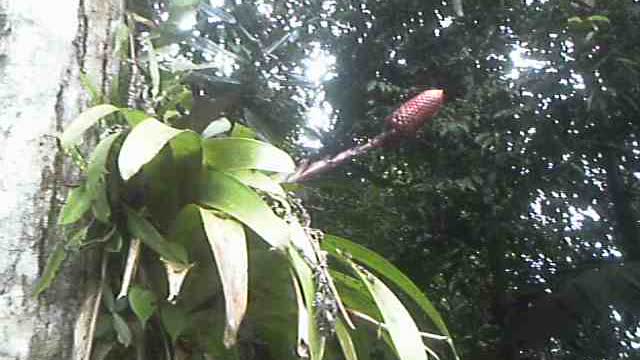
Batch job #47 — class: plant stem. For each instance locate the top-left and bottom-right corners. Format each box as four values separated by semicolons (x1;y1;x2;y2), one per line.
287;131;394;183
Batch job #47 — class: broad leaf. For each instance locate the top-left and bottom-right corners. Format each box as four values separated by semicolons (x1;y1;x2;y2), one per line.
161;305;190;343
125;207;188;263
128;286;158;328
118;118;188;180
60;104;119;147
199;208;248;348
227;169;286;196
59;184;92;225
203;137;296;173
323;235;451;339
349;262;427;360
196;169;290;249
33;242;66;296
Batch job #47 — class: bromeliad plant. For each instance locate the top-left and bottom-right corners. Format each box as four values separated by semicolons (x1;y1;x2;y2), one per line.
35;16;455;356
37;89;456;360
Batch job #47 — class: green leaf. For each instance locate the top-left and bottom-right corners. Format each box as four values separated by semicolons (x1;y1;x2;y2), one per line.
227;169;286;195
125;207;188;263
120;109;151;127
161;305;190;343
230;123;257;139
79;72;102;104
323;235;451;339
128;286;158;328
200;209;248;348
33;243;66;296
87;133;121;222
288;246;325;360
58;184;92;225
118;118;188;180
330;270;380;320
203;137;295;173
588;15;610;24
112;313;133;347
60;104;119;147
349;262;427;360
196;169;290;249
336;318;358;360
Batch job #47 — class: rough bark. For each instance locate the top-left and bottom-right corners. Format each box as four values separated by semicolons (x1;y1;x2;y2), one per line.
0;1;122;359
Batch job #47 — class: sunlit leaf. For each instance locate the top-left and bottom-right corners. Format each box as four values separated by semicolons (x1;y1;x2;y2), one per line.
230;123;257;139
58;184;92;225
118;118;188;180
196;169;290;249
60;104;119;147
588;15;610;24
112;313;133;347
128;286;158;328
203;137;296;173
120;109;151;127
33;242;66;296
349;262;427;360
199;208;248;348
125;207;188;263
227;169;286;195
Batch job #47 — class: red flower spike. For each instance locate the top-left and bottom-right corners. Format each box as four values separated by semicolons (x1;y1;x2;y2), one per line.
385;89;445;135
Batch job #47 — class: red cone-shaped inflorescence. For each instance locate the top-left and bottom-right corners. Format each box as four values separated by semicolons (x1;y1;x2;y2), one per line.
385;89;445;135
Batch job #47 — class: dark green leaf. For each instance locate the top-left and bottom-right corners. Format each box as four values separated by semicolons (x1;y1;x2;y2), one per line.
161;305;190;343
58;184;92;225
112;313;133;347
33;243;66;296
125;207;188;263
128;286;158;328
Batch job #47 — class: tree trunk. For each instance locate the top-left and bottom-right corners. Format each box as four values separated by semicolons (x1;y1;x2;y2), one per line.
0;1;122;359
